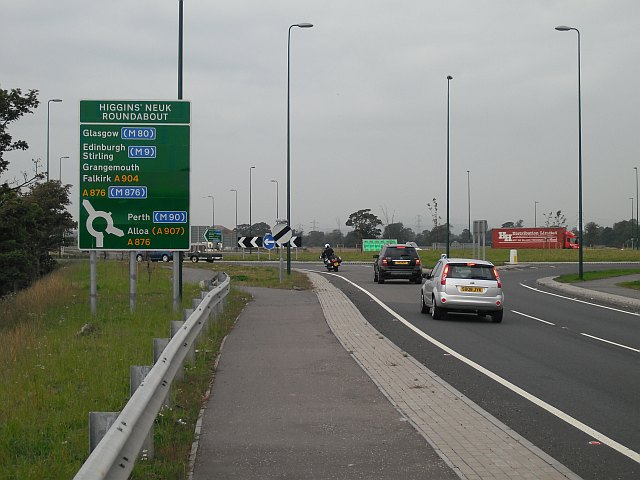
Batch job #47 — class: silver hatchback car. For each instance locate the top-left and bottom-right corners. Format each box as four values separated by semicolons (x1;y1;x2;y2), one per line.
420;257;504;322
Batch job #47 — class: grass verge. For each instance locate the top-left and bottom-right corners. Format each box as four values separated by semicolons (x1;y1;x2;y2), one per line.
554;268;640;284
0;260;302;479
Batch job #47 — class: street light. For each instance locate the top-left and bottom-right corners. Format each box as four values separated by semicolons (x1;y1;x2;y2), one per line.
555;25;583;279
534;201;539;227
287;22;314;274
446;75;453;257
466;170;471;243
230;188;238;249
630;197;634;249
270;179;279;220
205;195;215;228
249;166;256;238
634;167;638;249
59;156;69;182
47;99;62;182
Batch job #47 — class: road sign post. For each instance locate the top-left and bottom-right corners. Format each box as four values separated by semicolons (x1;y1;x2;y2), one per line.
79;100;190;313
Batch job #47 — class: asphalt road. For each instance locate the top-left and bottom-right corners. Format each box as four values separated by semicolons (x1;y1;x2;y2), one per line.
300;261;639;480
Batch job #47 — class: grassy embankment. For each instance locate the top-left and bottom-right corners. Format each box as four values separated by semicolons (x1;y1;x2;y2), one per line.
0;260;309;479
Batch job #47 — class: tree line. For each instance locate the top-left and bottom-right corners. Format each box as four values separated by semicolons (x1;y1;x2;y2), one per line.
1;88;76;297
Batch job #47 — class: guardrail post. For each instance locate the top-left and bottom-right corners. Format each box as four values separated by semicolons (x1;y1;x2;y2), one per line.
89;412;119;453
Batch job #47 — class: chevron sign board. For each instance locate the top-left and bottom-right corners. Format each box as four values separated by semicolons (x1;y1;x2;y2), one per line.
237;236;263;249
285;236;301;248
239;235;300;248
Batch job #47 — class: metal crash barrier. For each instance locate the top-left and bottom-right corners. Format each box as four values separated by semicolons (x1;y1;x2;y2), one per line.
74;272;230;480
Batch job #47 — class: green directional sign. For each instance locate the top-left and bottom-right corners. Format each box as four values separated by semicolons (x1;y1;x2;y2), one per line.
78;100;190;250
362;239;397;252
204;229;222;243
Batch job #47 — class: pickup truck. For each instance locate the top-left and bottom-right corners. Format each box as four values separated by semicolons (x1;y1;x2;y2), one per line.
188;244;223;263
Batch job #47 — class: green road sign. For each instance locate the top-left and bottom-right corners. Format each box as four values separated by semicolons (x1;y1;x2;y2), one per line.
78;100;190;250
362;239;397;252
204;229;222;243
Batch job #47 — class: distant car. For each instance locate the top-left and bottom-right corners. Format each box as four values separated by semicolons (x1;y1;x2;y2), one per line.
420;257;503;322
405;241;422;250
136;251;173;262
373;244;422;284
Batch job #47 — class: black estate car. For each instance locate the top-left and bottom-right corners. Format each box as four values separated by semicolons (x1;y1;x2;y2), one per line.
373;244;422;284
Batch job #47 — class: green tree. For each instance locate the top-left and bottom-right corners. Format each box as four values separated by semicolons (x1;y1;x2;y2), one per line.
0;87;41;187
345;209;382;243
324;229;343;246
0;190;40;295
304;230;326;247
24;181;76;275
583;221;601;247
382;222;415;243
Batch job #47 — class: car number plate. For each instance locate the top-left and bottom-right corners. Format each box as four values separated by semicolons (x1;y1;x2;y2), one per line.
395;261;409;265
460;286;484;293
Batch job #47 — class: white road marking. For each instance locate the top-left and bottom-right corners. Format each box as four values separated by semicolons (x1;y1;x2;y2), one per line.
579;333;640;353
316;271;640;464
512;310;556;325
518;283;640;353
519;282;640;316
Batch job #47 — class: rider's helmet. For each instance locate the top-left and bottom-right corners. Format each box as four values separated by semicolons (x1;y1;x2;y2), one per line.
325;244;330;248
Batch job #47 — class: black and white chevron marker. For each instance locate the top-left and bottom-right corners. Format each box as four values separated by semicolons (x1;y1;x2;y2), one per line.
237;236;263;249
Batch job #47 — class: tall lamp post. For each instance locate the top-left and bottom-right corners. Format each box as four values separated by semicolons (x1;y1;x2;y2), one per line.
249;166;256;238
230;188;238;249
205;195;215;228
534;201;539;227
270;179;279;220
59;156;69;182
634;167;638;249
47;99;62;182
446;75;453;257
287;22;314;274
466;170;471;242
555;25;583;279
630;197;634;249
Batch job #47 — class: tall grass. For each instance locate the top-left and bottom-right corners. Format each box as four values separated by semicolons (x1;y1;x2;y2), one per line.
0;260;207;479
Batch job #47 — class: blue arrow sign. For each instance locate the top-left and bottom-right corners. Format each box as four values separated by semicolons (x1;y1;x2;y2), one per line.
263;233;276;250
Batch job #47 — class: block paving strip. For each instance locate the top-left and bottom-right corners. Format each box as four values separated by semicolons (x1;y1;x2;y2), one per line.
309;272;582;480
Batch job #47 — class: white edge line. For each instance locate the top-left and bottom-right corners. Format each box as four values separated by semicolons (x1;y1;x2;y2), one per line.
320;271;640;464
580;333;640;353
520;282;640;316
512;310;556;325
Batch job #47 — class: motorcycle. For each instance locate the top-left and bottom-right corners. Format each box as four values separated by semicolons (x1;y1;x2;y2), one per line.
322;254;342;272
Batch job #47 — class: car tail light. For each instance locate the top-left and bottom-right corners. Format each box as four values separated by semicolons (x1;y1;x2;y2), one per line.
441;264;449;285
382;258;389;266
416;258;421;266
493;267;502;288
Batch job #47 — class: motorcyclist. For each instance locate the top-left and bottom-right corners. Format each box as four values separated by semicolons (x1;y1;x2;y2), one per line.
321;243;335;260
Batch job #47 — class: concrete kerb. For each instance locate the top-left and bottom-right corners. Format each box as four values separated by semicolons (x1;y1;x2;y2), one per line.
537;276;640;312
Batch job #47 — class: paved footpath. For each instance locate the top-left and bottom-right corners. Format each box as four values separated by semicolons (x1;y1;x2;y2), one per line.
190;272;581;479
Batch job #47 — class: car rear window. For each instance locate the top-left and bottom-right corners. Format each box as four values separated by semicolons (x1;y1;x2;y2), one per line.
385;247;418;259
448;264;495;280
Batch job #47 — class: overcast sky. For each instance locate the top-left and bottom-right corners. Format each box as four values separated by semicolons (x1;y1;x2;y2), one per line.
4;0;640;236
